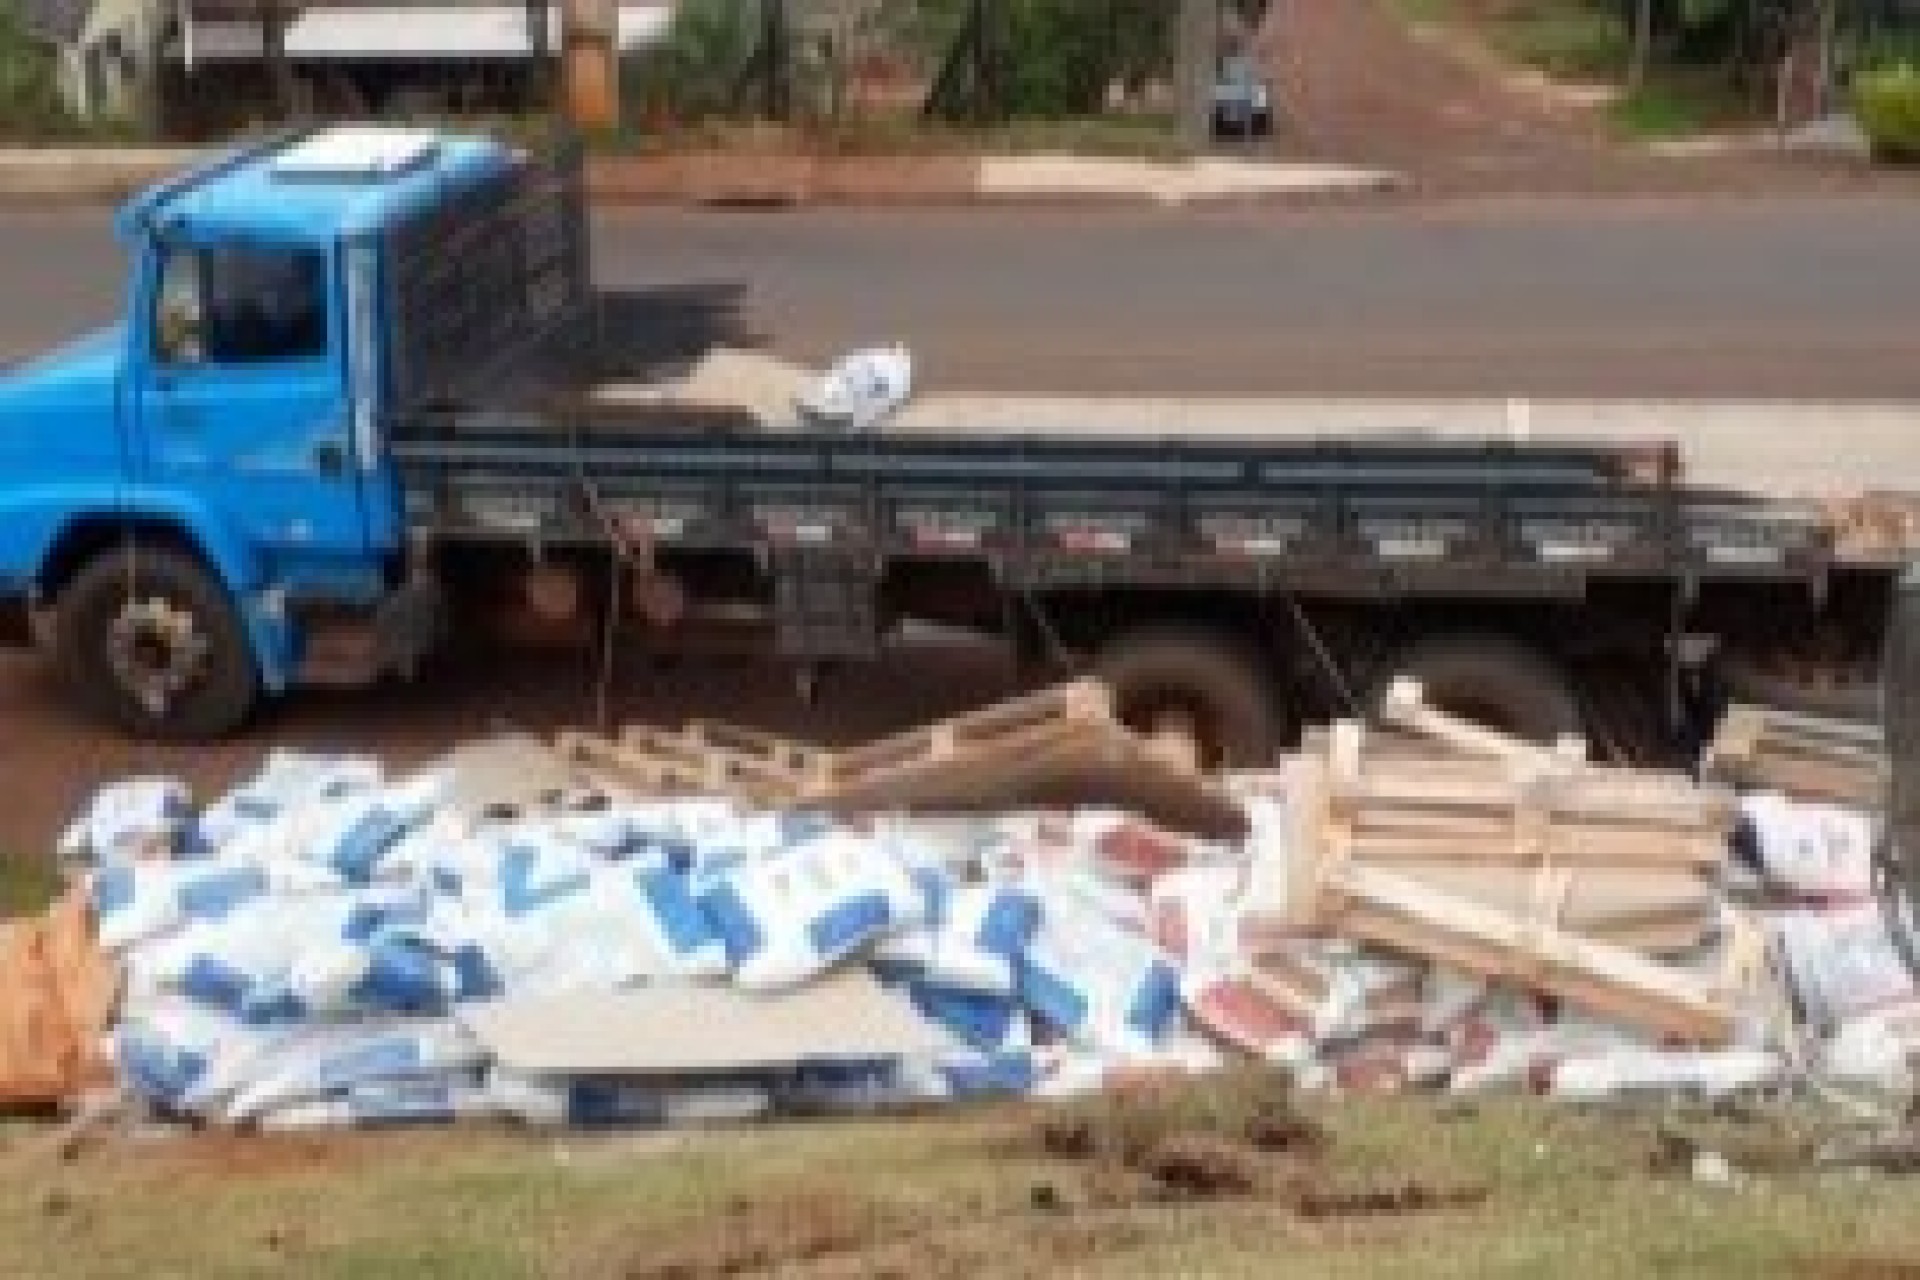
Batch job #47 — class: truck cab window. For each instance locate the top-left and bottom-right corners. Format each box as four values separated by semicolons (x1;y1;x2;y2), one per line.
154;245;327;366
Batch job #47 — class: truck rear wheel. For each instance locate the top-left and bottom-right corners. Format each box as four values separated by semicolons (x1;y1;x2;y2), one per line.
1375;633;1582;745
55;546;259;740
1093;626;1282;769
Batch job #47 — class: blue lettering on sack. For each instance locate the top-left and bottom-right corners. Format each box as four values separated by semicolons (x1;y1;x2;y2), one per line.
639;870;716;956
700;882;765;967
178;867;268;920
1126;962;1183;1042
499;843;590;917
975;893;1041;957
1016;960;1089;1035
808;893;891;958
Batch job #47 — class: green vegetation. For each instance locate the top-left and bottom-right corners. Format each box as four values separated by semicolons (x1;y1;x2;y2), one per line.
3;1095;1920;1277
1608;73;1748;136
1391;0;1826;139
1852;57;1920;162
0;854;59;917
0;1;75;141
618;0;1231;149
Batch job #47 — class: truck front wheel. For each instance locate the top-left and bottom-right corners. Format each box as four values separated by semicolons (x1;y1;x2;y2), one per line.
55;546;260;740
1093;626;1283;769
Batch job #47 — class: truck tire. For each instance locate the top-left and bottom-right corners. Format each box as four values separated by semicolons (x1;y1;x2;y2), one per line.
55;546;259;740
1376;633;1582;745
1093;626;1282;768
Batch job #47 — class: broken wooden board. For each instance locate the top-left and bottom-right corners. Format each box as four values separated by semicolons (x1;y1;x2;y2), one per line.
810;715;1250;844
1320;862;1736;1045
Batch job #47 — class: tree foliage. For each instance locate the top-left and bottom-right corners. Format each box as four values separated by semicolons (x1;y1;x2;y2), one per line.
0;1;71;137
886;0;1179;117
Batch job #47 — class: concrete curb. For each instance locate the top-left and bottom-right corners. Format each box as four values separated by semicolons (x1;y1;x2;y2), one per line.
0;146;1408;208
0;149;198;201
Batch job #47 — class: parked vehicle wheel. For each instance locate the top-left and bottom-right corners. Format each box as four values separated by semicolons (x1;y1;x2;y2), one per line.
1094;626;1283;768
55;546;259;739
1375;633;1582;744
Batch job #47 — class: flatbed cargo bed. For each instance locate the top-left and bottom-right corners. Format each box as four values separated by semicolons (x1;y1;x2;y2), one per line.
393;420;1850;600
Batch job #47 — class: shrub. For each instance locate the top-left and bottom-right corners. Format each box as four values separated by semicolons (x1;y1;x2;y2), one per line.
0;2;74;139
1852;60;1920;164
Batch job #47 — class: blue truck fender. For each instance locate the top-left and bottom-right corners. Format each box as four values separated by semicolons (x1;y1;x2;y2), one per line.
37;498;298;693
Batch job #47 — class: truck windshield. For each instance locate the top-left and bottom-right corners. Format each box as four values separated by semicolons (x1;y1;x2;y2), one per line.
155;245;327;367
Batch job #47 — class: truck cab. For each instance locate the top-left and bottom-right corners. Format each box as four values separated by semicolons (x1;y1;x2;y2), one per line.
0;126;586;737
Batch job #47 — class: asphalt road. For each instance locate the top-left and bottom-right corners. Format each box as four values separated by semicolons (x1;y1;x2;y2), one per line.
3;196;1919;398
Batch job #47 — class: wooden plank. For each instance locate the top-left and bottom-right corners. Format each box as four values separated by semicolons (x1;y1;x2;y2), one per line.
1379;677;1588;768
1346;831;1727;869
1392;863;1712;936
1321;862;1736;1044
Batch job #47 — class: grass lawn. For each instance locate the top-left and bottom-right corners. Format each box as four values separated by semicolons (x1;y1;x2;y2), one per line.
3;1090;1918;1279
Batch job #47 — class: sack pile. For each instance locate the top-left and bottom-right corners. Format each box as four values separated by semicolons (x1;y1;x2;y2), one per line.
7;684;1915;1129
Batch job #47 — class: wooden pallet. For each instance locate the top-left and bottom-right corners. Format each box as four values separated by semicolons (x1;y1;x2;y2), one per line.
823;680;1116;784
1702;701;1886;807
554;727;806;805
1261;685;1740;1037
555;680;1248;840
1317;719;1731;871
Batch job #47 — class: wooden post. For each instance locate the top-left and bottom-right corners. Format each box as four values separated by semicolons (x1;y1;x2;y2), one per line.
1176;0;1220;149
561;0;618;130
1629;0;1652;92
525;0;555;114
258;0;295;122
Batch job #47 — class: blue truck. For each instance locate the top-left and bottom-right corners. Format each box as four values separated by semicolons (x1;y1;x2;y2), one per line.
0;126;1895;756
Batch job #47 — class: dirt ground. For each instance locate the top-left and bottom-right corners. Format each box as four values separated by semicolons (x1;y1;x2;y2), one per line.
0;635;1035;859
1265;0;1905;195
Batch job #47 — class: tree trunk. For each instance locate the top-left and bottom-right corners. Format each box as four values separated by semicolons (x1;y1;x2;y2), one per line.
1629;0;1653;92
1176;0;1218;149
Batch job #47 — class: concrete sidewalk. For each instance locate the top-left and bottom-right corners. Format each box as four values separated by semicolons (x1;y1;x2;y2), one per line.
888;396;1920;499
0;145;1405;207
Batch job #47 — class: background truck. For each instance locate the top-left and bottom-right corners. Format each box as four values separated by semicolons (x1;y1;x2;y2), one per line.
0;126;1899;760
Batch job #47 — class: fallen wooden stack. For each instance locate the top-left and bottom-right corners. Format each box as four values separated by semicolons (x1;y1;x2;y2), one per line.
1267;678;1741;1046
1701;701;1885;807
556;679;1249;841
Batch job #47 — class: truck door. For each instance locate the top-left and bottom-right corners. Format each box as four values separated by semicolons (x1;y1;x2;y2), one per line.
136;238;366;555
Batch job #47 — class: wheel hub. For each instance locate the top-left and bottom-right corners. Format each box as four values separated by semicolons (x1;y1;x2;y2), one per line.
107;596;209;717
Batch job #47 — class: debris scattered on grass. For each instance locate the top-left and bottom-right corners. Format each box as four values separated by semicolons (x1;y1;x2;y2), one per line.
1291;1181;1489;1220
